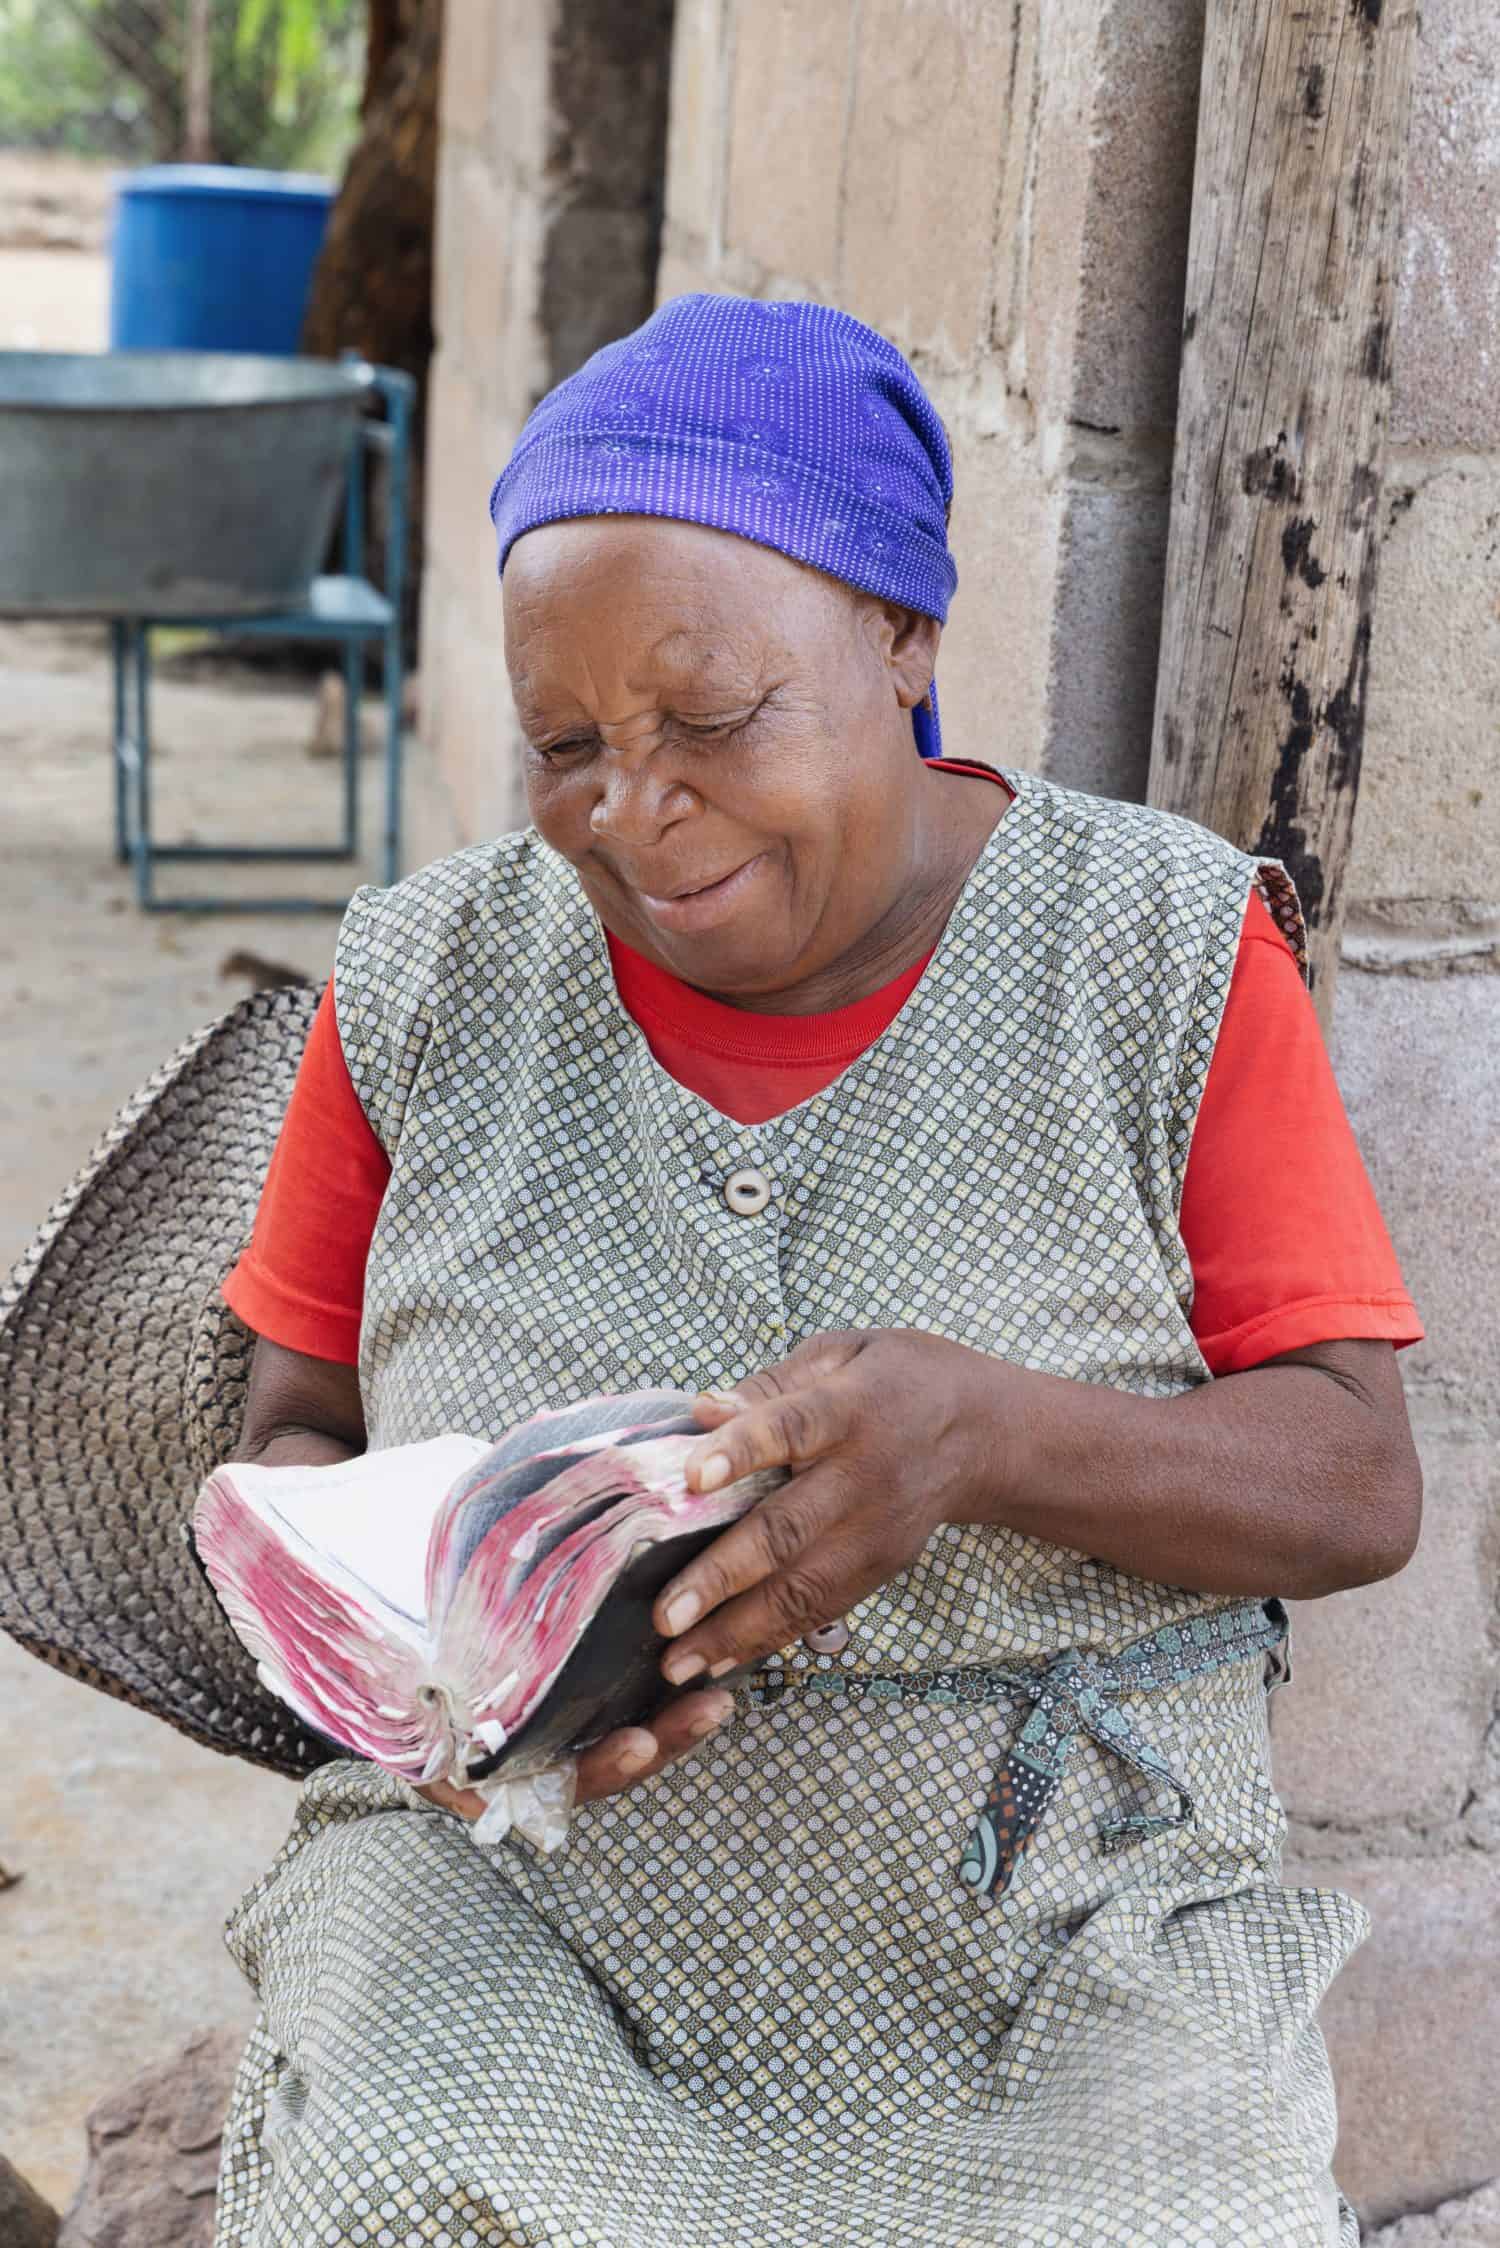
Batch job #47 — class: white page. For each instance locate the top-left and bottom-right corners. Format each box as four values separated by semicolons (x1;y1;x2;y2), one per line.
225;1433;492;1629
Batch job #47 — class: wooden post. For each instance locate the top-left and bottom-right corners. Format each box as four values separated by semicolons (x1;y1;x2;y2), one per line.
1148;0;1417;1021
183;0;214;163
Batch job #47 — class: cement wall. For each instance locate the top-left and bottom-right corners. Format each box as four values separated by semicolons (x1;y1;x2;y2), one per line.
421;0;674;841
423;2;1500;2230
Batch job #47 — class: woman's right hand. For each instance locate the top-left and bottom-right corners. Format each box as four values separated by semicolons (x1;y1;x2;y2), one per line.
417;1685;738;1820
576;1685;739;1801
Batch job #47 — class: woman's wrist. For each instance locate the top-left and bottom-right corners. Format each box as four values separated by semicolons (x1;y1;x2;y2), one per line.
940;1346;1163;1543
941;1346;1051;1530
234;1427;362;1470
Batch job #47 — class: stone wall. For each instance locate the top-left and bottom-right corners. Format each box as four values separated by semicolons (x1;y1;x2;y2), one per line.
423;0;1499;2230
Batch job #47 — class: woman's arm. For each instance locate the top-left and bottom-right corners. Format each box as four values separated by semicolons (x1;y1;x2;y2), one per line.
233;1334;367;1468
650;1329;1424;1685
943;1335;1422;1595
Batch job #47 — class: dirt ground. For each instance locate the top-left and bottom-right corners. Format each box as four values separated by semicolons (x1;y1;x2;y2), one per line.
0;180;461;2211
0;630;341;2209
0;149;113;353
0;149;115;252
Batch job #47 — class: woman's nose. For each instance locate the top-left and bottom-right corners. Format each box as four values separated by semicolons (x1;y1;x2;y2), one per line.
589;753;692;844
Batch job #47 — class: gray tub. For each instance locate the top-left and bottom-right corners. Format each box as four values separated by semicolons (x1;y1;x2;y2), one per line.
0;351;371;618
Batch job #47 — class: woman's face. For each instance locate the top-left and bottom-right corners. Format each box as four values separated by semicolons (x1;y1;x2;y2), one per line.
502;517;942;1004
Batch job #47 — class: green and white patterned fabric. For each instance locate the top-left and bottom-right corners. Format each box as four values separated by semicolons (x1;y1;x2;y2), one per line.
215;770;1366;2247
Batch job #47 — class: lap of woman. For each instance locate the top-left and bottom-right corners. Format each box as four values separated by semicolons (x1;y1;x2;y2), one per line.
216;1688;1364;2248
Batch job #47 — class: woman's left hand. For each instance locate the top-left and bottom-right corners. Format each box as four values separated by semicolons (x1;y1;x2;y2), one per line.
654;1329;1011;1684
415;1683;739;1821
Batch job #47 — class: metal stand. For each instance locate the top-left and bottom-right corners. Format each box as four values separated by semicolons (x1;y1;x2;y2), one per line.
110;363;414;913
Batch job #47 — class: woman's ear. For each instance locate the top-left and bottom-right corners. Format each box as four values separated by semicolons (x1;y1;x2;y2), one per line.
883;605;941;712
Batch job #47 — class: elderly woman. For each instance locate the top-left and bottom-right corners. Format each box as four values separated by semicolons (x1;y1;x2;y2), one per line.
216;295;1421;2248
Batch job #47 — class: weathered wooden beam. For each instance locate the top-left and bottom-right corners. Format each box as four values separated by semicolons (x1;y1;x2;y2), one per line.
1148;0;1418;1019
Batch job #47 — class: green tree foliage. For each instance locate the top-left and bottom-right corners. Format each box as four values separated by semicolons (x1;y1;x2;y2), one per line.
236;0;356;123
0;0;363;171
0;1;124;153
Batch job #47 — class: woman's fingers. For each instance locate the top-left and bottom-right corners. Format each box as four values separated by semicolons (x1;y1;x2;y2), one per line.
655;1466;851;1659
573;1689;736;1804
683;1373;855;1496
415;1695;736;1820
571;1726;657;1801
664;1531;882;1682
414;1774;489;1820
688;1388;745;1429
684;1334;870;1477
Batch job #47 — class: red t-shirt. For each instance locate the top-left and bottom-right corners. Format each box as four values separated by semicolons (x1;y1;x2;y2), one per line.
224;765;1421;1376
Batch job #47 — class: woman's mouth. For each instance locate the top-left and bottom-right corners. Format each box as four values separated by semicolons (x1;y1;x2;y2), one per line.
635;855;766;932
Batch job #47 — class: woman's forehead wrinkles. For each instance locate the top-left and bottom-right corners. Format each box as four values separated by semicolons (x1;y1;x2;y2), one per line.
513;625;601;719
647;625;763;688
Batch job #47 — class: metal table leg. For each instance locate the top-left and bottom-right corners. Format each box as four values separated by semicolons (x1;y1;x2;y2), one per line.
376;368;411;893
130;621;154;909
382;619;402;891
111;621;130;864
342;640;361;858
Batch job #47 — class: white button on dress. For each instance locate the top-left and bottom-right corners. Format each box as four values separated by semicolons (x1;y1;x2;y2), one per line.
723;1166;773;1216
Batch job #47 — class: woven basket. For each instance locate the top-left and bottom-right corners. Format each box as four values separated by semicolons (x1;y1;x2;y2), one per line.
0;984;335;1778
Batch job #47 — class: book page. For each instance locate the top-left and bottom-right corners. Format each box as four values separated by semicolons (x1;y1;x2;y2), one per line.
225;1433;491;1633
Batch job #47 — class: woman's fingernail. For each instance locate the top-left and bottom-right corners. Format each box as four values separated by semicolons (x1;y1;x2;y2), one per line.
662;1591;701;1634
617;1739;654;1773
697;1453;731;1492
701;1389;740;1407
663;1649;707;1685
692;1697;735;1736
708;1656;738;1679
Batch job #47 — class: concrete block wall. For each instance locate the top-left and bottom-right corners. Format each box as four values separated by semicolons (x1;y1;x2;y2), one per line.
422;0;1499;2228
658;0;1212;805
659;0;1116;787
420;0;675;842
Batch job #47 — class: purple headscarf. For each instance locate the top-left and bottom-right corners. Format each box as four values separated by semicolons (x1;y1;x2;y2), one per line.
488;293;956;758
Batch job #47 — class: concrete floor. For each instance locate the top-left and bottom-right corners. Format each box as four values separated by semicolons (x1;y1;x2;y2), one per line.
0;619;461;2207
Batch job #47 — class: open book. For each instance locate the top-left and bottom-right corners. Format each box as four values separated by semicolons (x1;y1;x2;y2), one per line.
193;1390;782;1836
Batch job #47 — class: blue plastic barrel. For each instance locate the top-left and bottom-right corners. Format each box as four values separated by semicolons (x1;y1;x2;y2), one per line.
110;165;335;355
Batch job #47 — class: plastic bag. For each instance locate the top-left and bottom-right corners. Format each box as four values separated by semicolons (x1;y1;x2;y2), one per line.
467;1758;578;1853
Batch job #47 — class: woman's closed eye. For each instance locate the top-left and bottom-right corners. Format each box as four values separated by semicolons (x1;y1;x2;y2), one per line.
527;699;767;762
531;732;598;761
673;700;766;741
532;710;755;755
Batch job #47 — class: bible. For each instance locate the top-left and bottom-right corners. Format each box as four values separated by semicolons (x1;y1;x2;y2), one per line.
192;1388;782;1843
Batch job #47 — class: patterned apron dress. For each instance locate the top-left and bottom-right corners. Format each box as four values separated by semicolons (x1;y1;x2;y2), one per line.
215;770;1369;2248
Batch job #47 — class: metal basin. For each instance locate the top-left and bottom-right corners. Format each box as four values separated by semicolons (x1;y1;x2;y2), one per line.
0;352;371;618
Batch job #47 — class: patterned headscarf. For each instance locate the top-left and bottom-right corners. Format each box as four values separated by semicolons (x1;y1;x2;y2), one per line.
488;293;956;758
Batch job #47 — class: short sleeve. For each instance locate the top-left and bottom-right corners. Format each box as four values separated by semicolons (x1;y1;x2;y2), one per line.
1182;891;1423;1375
220;981;391;1365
